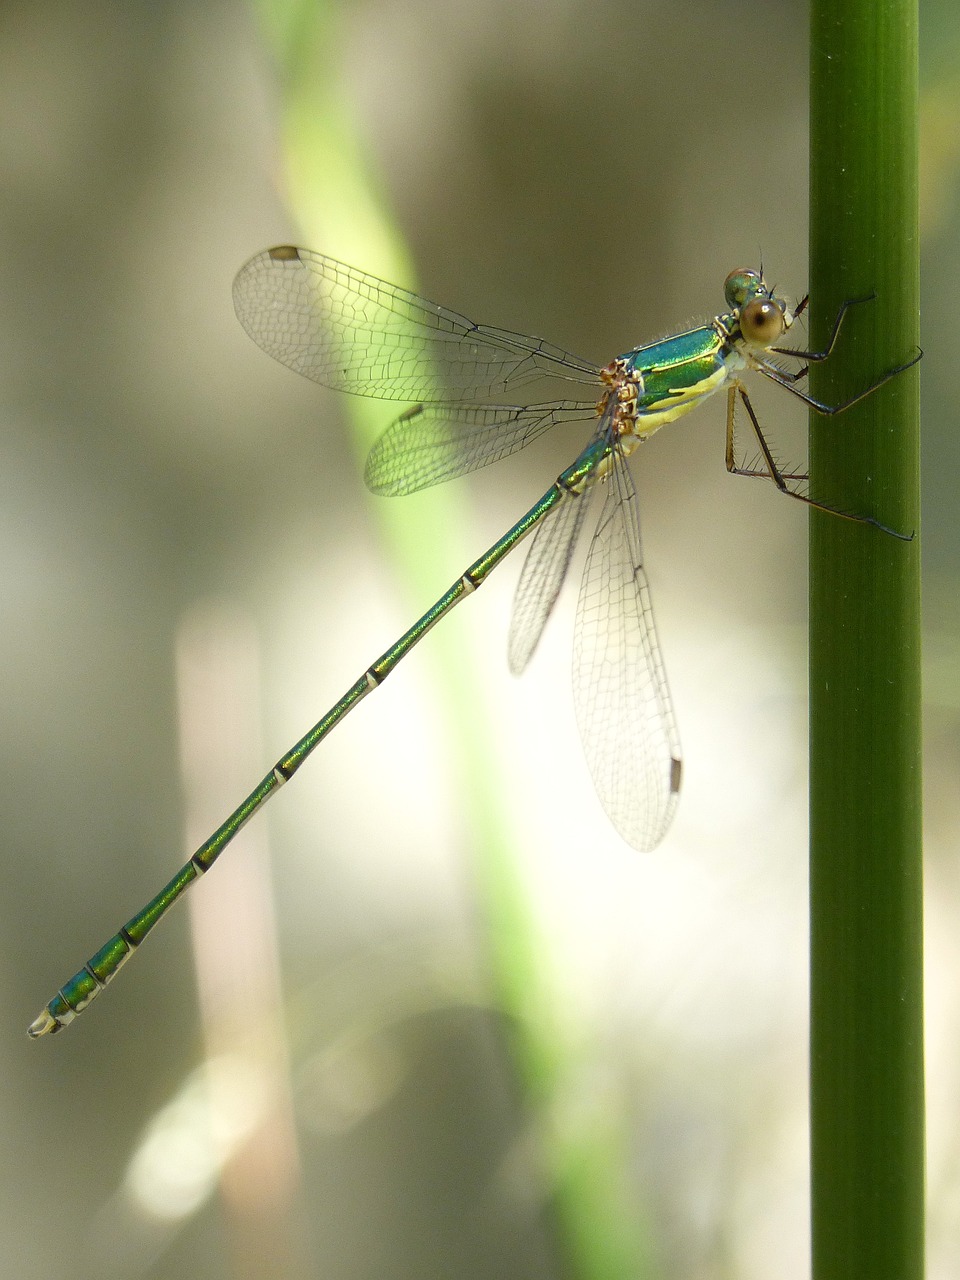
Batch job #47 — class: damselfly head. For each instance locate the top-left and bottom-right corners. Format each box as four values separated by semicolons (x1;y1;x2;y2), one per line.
723;268;794;349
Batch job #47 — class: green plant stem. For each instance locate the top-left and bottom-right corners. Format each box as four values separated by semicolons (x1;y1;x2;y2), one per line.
808;3;924;1280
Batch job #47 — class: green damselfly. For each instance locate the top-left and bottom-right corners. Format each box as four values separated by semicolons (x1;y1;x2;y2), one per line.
29;248;918;1036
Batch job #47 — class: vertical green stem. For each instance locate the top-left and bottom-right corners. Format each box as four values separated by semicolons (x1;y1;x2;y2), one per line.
808;4;924;1280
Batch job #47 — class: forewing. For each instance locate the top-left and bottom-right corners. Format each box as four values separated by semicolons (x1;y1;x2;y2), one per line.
233;247;598;402
573;454;681;851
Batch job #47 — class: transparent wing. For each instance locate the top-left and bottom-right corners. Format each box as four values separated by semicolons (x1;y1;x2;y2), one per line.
233;246;599;402
508;488;592;675
365;401;597;496
573;453;682;851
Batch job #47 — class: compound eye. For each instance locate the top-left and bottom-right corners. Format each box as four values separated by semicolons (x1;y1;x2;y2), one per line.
724;268;762;308
740;297;785;345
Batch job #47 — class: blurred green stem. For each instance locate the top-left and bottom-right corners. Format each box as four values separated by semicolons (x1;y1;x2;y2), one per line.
808;3;924;1279
251;2;647;1276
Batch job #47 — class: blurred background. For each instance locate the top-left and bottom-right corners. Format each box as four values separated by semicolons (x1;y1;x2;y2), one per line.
2;1;957;1277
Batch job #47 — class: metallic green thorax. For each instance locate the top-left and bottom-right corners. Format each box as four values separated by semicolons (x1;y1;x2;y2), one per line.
612;268;782;438
623;325;728;412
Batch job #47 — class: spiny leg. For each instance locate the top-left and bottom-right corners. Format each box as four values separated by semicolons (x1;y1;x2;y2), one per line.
757;346;921;415
770;293;876;362
729;382;912;540
761;287;921;407
765;360;810;387
724;385;807;484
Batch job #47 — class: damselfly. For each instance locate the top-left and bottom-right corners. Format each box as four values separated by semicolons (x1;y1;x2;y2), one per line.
29;248;918;1036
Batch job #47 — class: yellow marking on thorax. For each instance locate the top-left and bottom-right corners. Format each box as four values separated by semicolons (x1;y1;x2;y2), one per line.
626;363;729;444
